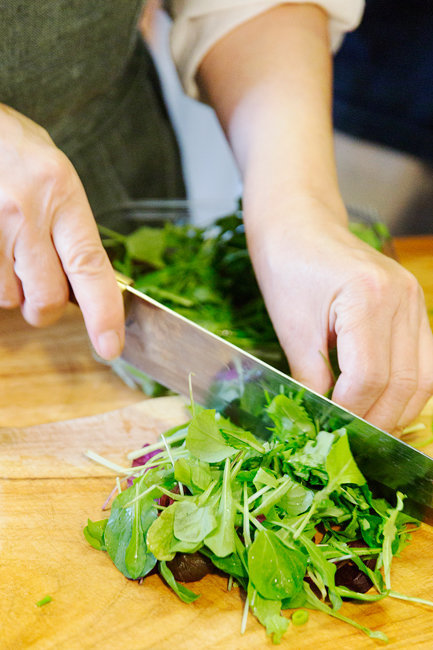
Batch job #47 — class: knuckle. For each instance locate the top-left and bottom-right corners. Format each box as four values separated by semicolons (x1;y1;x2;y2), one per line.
360;372;389;394
357;268;391;299
419;374;433;398
29;286;69;314
391;369;418;395
344;366;388;396
0;294;20;309
37;148;74;187
0;195;24;220
65;243;108;277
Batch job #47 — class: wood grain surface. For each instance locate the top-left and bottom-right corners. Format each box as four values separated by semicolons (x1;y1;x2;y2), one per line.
0;235;432;650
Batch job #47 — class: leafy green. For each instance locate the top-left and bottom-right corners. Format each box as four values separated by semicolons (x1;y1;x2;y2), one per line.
381;491;405;590
159;561;200;603
146;502;201;561
186;410;237;462
83;518;107;551
248;529;307;600
247;582;289;644
174;457;213;491
205;459;236;557
104;486;157;579
84;392;423;645
325;432;366;491
267;394;316;443
174;498;218;543
124;225;167;268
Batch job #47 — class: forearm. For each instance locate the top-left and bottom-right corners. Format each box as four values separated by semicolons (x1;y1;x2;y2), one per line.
197;3;347;228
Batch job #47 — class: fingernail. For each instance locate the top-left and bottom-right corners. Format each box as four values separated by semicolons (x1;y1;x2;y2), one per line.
97;330;122;360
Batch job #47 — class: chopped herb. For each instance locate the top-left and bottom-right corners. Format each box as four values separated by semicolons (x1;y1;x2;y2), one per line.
36;595;52;607
291;609;309;626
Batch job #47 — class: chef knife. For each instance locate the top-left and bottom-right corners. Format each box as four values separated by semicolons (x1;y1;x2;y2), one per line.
114;273;433;524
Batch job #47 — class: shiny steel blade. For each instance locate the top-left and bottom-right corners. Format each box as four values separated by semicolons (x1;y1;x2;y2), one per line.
120;283;433;524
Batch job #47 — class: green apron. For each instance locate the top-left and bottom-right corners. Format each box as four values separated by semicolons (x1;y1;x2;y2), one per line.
0;0;185;230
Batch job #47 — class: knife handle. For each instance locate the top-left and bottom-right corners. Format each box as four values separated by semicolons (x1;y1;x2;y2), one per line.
68;269;134;306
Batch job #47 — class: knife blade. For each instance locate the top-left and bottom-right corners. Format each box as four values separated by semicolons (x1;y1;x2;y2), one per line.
116;275;433;524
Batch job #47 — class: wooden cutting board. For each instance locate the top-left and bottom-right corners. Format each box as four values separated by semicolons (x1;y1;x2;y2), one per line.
0;235;432;649
1;395;433;650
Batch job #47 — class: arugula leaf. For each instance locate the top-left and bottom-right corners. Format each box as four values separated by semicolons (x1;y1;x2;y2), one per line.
325;432;366;491
267;394;316;443
146;503;201;561
253;467;278;490
247;582;289;644
173;497;218;544
174;457;213;491
159;561;200;603
200;548;247;581
252;477;303;517
186;410;237;462
381;491;405;590
205;459;236;557
220;421;265;453
298;533;341;610
124;225;166;268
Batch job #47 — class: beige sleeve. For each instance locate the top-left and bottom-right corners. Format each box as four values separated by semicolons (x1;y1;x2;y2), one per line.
168;0;365;99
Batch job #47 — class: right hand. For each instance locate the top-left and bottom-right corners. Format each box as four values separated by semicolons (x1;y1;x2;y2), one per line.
0;104;124;359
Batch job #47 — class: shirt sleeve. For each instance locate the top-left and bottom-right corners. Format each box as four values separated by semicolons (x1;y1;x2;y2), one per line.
167;1;365;99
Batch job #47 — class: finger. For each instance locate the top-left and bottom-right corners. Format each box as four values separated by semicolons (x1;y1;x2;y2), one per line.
331;301;392;419
395;310;433;431
52;196;124;360
363;289;420;432
0;244;22;309
13;228;69;327
279;312;334;396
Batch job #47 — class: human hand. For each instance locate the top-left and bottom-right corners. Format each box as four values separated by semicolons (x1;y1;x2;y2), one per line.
245;197;433;433
0;104;124;359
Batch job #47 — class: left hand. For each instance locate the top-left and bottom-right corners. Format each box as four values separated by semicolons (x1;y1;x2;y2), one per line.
244;195;433;433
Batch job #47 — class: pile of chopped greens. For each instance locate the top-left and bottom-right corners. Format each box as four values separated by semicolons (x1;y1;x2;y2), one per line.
84;391;430;644
99;210;393;390
99;213;281;362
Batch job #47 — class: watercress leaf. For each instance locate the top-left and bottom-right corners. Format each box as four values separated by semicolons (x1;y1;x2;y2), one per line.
186;410;237;462
125;225;166;268
83;518;108;551
248;529;307;600
174;499;218;543
267;394;316;442
325;432;365;490
159;561;200;603
247;583;289;644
